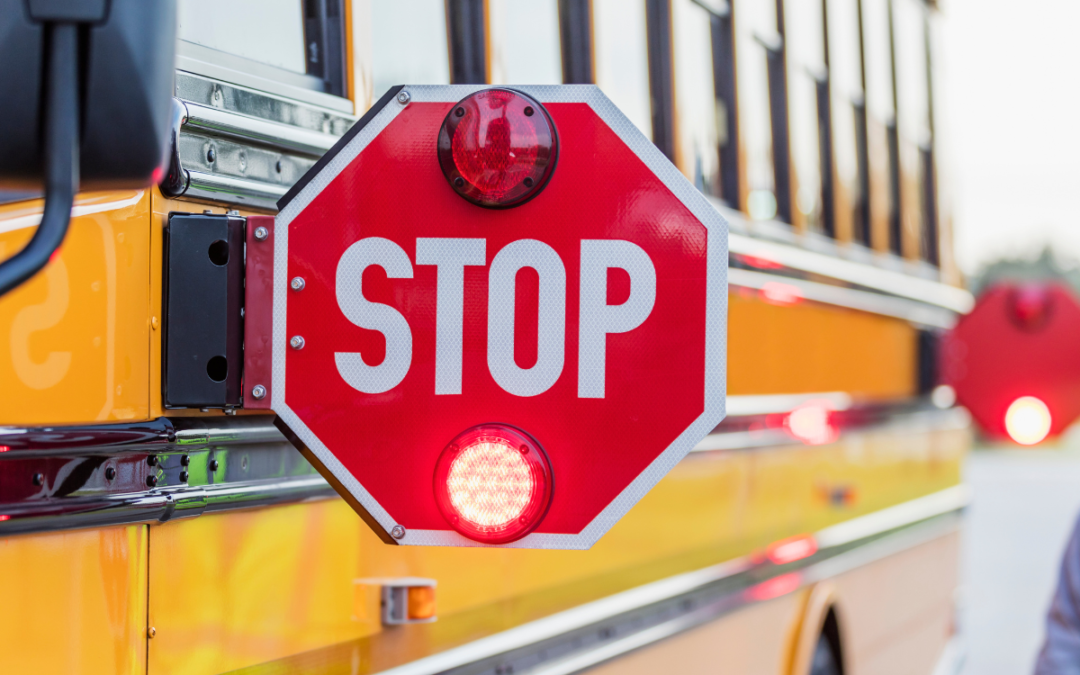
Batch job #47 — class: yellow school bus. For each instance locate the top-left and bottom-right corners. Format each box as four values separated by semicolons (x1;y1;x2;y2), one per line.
0;0;971;673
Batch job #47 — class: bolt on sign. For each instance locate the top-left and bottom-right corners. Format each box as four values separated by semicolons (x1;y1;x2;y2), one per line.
252;85;728;549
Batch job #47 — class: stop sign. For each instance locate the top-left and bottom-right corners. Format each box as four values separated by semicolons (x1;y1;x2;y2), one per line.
942;283;1080;442
265;85;727;548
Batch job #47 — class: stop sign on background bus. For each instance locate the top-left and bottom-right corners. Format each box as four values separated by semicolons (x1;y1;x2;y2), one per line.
942;283;1080;444
255;85;727;549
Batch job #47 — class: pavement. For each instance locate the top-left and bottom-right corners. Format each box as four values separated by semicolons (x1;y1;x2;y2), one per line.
962;441;1080;674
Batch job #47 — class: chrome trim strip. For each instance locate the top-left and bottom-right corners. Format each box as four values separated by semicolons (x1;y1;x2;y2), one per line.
931;637;966;675
726;228;974;314
182;101;340;156
185;170;287;211
729;267;959;328
371;487;967;675
725;391;852;416
176;41;355;114
0;402;968;535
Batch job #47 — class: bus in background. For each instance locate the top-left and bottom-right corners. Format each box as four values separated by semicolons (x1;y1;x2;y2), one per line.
0;1;971;673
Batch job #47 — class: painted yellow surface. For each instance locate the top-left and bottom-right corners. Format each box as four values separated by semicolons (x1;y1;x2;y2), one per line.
728;290;917;397
147;419;966;675
0;525;148;674
0;191;151;425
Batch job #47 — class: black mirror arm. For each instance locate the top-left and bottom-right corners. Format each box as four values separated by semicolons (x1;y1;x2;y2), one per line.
0;23;79;297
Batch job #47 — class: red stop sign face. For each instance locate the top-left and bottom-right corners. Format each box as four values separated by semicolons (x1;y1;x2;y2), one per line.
943;283;1080;441
270;86;727;548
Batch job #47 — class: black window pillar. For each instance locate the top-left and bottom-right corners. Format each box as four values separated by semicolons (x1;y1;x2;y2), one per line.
646;0;676;160
559;0;593;84
448;0;487;84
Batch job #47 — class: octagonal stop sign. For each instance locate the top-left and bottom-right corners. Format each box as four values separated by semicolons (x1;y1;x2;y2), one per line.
942;283;1080;442
259;85;727;549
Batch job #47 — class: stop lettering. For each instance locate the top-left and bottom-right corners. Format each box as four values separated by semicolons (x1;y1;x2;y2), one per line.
266;85;728;549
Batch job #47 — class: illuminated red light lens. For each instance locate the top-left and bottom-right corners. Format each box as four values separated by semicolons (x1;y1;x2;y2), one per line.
785;401;838;445
1005;396;1052;445
434;424;553;544
438;88;558;208
767;535;819;565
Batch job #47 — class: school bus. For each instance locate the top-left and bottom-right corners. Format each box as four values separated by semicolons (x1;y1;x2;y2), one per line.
0;0;971;673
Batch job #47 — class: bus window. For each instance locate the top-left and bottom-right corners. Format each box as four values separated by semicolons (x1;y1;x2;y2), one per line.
369;0;452;105
177;0;347;99
784;0;827;234
489;0;563;85
179;0;306;74
860;0;899;254
733;0;783;222
893;0;935;263
594;0;653;140
826;0;867;244
672;0;722;197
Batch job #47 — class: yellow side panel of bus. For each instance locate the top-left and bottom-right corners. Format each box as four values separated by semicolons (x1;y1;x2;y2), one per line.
146;499;377;675
727;291;917;398
0;191;152;425
0;525;148;674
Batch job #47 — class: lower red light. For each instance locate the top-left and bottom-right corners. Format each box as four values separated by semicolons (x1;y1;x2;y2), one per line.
437;88;558;208
434;424;553;544
1005;396;1052;445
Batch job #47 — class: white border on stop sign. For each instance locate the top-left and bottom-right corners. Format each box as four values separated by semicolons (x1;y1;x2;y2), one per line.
273;85;728;549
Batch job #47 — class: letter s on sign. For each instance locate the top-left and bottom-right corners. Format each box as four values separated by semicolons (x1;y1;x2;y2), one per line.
335;238;413;394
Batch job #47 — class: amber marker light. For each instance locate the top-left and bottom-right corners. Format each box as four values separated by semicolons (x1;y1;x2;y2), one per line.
1005;396;1052;445
438;88;558;208
434;424;553;544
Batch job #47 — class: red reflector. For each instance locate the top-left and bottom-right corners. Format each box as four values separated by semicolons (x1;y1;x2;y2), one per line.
767;535;819;565
0;515;9;522
1005;396;1052;445
746;572;801;601
1009;285;1052;330
438;88;558;208
0;446;9;453
434;424;553;544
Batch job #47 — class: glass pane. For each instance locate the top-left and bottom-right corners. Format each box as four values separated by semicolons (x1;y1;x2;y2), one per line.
489;0;563;85
733;0;777;220
893;0;929;143
826;0;863;225
861;0;895;120
371;0;451;101
594;0;653;139
673;0;720;195
178;0;306;74
786;0;826;230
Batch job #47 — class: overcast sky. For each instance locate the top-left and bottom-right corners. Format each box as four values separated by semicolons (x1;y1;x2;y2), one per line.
942;0;1080;276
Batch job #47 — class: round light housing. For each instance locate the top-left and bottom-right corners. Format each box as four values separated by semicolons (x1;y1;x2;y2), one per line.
433;424;553;544
1005;396;1052;445
437;88;558;208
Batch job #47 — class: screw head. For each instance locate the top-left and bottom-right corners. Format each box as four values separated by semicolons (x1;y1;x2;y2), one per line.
146;475;158;488
32;472;44;486
290;335;305;350
397;90;411;105
209;458;220;472
252;384;267;400
179;471;189;483
254;226;269;242
290;277;306;291
147;627;156;639
206;147;216;163
390;525;406;540
147;455;158;467
180;454;190;466
104;466;116;481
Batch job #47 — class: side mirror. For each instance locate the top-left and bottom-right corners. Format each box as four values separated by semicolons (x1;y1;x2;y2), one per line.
0;0;177;295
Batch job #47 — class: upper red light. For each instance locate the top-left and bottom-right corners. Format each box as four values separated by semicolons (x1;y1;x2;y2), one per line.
437;88;558;208
433;424;553;544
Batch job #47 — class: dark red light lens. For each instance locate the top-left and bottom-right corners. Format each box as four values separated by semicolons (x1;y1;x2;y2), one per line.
433;424;553;544
438;89;558;208
1009;284;1052;331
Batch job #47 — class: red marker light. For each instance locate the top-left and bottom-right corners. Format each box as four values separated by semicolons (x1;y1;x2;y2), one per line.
786;401;838;445
760;281;803;306
434;424;553;544
767;535;819;565
438;88;558;208
1005;396;1052;445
